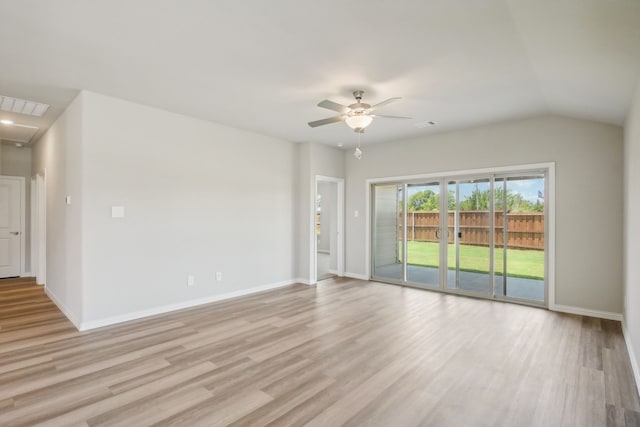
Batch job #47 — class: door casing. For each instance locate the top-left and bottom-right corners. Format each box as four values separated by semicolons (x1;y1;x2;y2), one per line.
312;175;345;284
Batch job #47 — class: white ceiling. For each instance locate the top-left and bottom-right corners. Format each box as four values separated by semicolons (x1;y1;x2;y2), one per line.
1;0;639;147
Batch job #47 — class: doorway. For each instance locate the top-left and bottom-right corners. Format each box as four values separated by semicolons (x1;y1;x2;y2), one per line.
370;166;550;307
314;176;344;283
0;175;25;278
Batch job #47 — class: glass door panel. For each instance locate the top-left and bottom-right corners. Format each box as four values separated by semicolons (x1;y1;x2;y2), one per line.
448;179;491;295
372;184;404;282
406;182;441;287
493;175;545;302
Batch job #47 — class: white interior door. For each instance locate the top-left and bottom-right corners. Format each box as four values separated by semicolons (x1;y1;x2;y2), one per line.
0;177;22;278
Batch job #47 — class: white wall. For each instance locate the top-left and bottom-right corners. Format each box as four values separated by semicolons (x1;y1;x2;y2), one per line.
295;143;345;283
1;145;32;177
294;143;311;283
78;91;297;324
31;93;84;325
309;143;346;179
624;82;640;389
2;144;32;272
32;90;298;328
345;115;623;314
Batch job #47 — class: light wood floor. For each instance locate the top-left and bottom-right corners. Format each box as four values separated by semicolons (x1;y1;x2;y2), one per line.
1;277;639;427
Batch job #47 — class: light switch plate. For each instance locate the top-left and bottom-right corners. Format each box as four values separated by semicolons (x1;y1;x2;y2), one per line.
111;206;125;218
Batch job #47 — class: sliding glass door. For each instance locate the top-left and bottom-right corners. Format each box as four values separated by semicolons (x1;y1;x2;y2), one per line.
371;169;547;307
493;175;545;303
406;182;441;287
448;179;492;296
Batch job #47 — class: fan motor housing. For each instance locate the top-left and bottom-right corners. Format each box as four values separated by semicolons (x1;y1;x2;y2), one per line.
348;102;370;112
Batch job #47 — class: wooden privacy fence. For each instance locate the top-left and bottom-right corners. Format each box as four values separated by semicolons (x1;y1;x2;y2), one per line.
399;211;544;250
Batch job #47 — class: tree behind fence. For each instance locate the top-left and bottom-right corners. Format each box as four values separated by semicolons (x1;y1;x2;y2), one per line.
399;211;544;250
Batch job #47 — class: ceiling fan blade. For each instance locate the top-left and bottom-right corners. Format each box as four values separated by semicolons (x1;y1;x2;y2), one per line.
307;115;347;127
317;100;350;114
367;97;401;112
374;114;412;119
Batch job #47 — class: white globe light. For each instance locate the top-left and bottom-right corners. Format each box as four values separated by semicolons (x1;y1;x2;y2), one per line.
345;115;373;130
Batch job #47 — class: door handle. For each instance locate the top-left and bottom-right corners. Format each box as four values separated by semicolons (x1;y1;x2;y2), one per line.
10;231;20;235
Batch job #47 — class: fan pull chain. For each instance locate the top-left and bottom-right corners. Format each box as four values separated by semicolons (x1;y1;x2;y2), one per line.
354;131;363;160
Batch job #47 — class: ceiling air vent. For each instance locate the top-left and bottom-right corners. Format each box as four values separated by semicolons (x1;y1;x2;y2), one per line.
0;95;49;117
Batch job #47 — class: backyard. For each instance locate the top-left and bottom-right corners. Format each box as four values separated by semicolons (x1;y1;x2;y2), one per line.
405;241;544;279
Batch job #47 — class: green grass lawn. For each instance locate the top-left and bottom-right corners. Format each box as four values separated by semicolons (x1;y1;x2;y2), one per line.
404;241;544;280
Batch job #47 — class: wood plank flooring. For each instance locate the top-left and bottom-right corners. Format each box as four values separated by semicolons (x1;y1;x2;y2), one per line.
0;276;639;426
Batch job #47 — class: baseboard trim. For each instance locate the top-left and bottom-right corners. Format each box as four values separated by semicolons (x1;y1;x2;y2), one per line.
45;287;82;330
622;319;640;398
21;272;34;278
78;279;299;331
344;272;368;281
295;278;313;285
550;304;622;321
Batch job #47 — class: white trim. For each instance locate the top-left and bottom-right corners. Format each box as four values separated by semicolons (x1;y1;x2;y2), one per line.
78;279;301;331
622;319;640;398
365;179;371;280
366;162;556;184
550;304;622;321
45;286;81;329
309;177;315;285
19;177;25;275
21;272;33;277
336;180;345;278
295;277;313;285
547;163;556;308
344;272;368;281
30;176;36;277
36;172;46;285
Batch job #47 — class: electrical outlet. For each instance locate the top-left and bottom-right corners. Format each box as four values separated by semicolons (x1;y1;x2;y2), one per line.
187;275;195;287
216;272;222;281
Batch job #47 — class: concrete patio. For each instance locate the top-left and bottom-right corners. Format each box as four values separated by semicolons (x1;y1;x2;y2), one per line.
374;263;544;302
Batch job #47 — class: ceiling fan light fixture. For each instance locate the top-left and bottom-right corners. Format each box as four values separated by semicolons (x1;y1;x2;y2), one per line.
345;114;373;130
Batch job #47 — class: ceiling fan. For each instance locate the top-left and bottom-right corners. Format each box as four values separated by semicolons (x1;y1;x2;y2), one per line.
308;90;410;133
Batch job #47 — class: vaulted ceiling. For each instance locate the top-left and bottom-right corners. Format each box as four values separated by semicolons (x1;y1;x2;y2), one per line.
1;0;639;147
